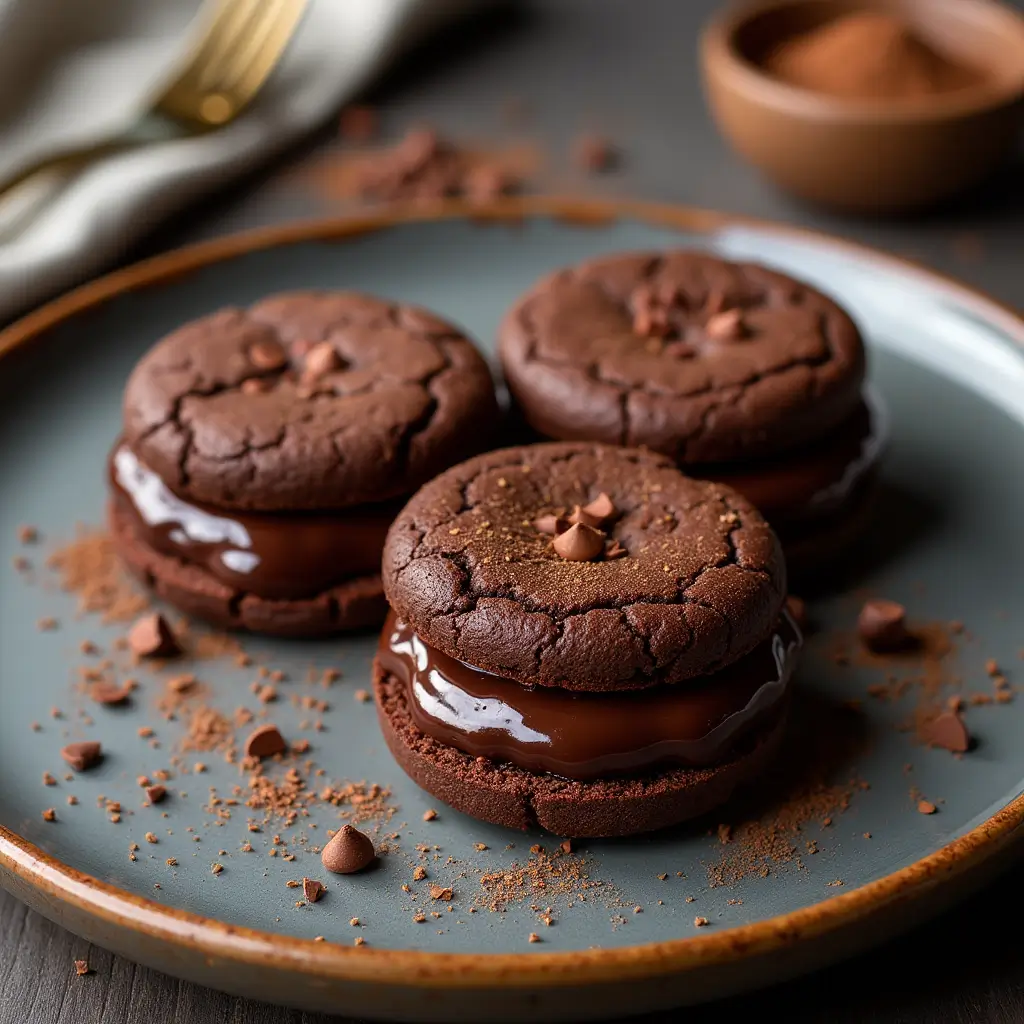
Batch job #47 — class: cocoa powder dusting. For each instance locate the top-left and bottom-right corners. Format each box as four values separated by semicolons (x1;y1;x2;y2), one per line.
475;842;621;913
705;696;868;887
46;528;149;622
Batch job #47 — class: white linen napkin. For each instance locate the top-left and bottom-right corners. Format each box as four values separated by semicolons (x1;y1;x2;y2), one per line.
0;0;475;322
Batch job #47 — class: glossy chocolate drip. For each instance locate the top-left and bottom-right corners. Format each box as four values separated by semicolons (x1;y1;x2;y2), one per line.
378;611;801;779
700;391;886;525
110;445;398;600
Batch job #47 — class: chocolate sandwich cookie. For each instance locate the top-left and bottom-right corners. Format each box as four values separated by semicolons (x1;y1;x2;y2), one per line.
498;251;882;574
375;442;801;836
111;291;499;636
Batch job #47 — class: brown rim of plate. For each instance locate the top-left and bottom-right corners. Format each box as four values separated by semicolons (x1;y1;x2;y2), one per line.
2;195;1024;990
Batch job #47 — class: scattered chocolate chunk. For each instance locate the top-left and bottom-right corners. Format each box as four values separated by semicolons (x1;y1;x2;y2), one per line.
61;742;102;772
248;340;288;370
581;492;616;524
339;104;378;142
528;931;542;943
413;866;427;881
430;884;454;901
533;514;569;536
42;808;56;822
42;772;56;786
167;674;196;694
88;681;134;706
244;723;287;760
422;809;438;822
73;959;90;976
128;613;180;659
212;863;224;875
572;133;617;173
145;785;167;804
785;595;808;630
321;825;375;874
694;916;709;927
705;308;746;341
858;599;909;652
552;522;606;562
303;342;341;380
917;799;937;815
922;710;971;753
559;840;573;854
303;878;326;903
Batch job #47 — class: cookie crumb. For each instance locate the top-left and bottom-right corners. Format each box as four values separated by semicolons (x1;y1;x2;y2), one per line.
917;800;937;815
73;959;90;976
422;809;437;822
694;916;709;927
528;932;542;943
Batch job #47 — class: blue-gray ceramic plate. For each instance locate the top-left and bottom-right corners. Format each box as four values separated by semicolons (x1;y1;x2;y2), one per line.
2;198;1024;1022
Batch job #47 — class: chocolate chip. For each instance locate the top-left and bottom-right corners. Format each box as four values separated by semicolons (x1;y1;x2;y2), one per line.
128;613;180;659
321;825;375;874
581;492;617;524
785;595;807;630
303;878;326;903
858;599;909;652
248;340;288;370
705;308;746;341
552;523;605;562
243;724;287;760
605;540;628;560
917;799;937;815
922;710;971;753
61;741;102;772
145;784;167;804
533;514;569;536
568;505;603;529
303;342;340;380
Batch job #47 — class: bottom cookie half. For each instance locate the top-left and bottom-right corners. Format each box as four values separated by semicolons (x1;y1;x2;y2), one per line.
110;502;388;637
374;661;789;838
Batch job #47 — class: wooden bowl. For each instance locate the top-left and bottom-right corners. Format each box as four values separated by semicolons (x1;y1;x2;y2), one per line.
700;0;1024;214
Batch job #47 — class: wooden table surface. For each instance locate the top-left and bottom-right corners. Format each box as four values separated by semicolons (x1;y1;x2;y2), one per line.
3;2;1023;1022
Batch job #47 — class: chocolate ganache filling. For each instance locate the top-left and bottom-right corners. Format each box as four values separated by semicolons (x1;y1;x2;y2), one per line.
377;610;801;779
709;391;887;527
110;445;399;601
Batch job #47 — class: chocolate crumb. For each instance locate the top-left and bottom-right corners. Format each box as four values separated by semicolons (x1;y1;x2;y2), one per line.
144;832;158;844
354;936;366;946
413;866;427;881
88;680;134;705
73;959;90;976
858;599;909;652
42;808;56;822
694;916;709;927
422;809;438;822
42;772;56;786
430;884;454;901
303;878;326;903
212;863;224;875
921;709;970;753
128;613;180;658
354;689;371;703
572;134;617;173
60;741;102;772
244;723;287;760
350;917;361;927
528;931;542;943
917;800;937;815
339;105;378;142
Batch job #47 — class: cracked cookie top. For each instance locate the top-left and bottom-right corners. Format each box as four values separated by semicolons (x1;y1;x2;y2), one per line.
382;442;786;692
499;251;865;463
122;291;499;511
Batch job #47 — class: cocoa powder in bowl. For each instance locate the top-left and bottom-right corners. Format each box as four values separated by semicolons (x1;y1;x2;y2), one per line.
763;12;981;100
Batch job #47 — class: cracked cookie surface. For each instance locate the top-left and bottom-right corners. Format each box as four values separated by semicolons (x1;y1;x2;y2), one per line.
498;251;865;463
382;442;786;692
124;291;499;511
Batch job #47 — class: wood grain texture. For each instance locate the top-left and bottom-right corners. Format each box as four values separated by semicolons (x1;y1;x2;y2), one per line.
2;0;1023;1021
